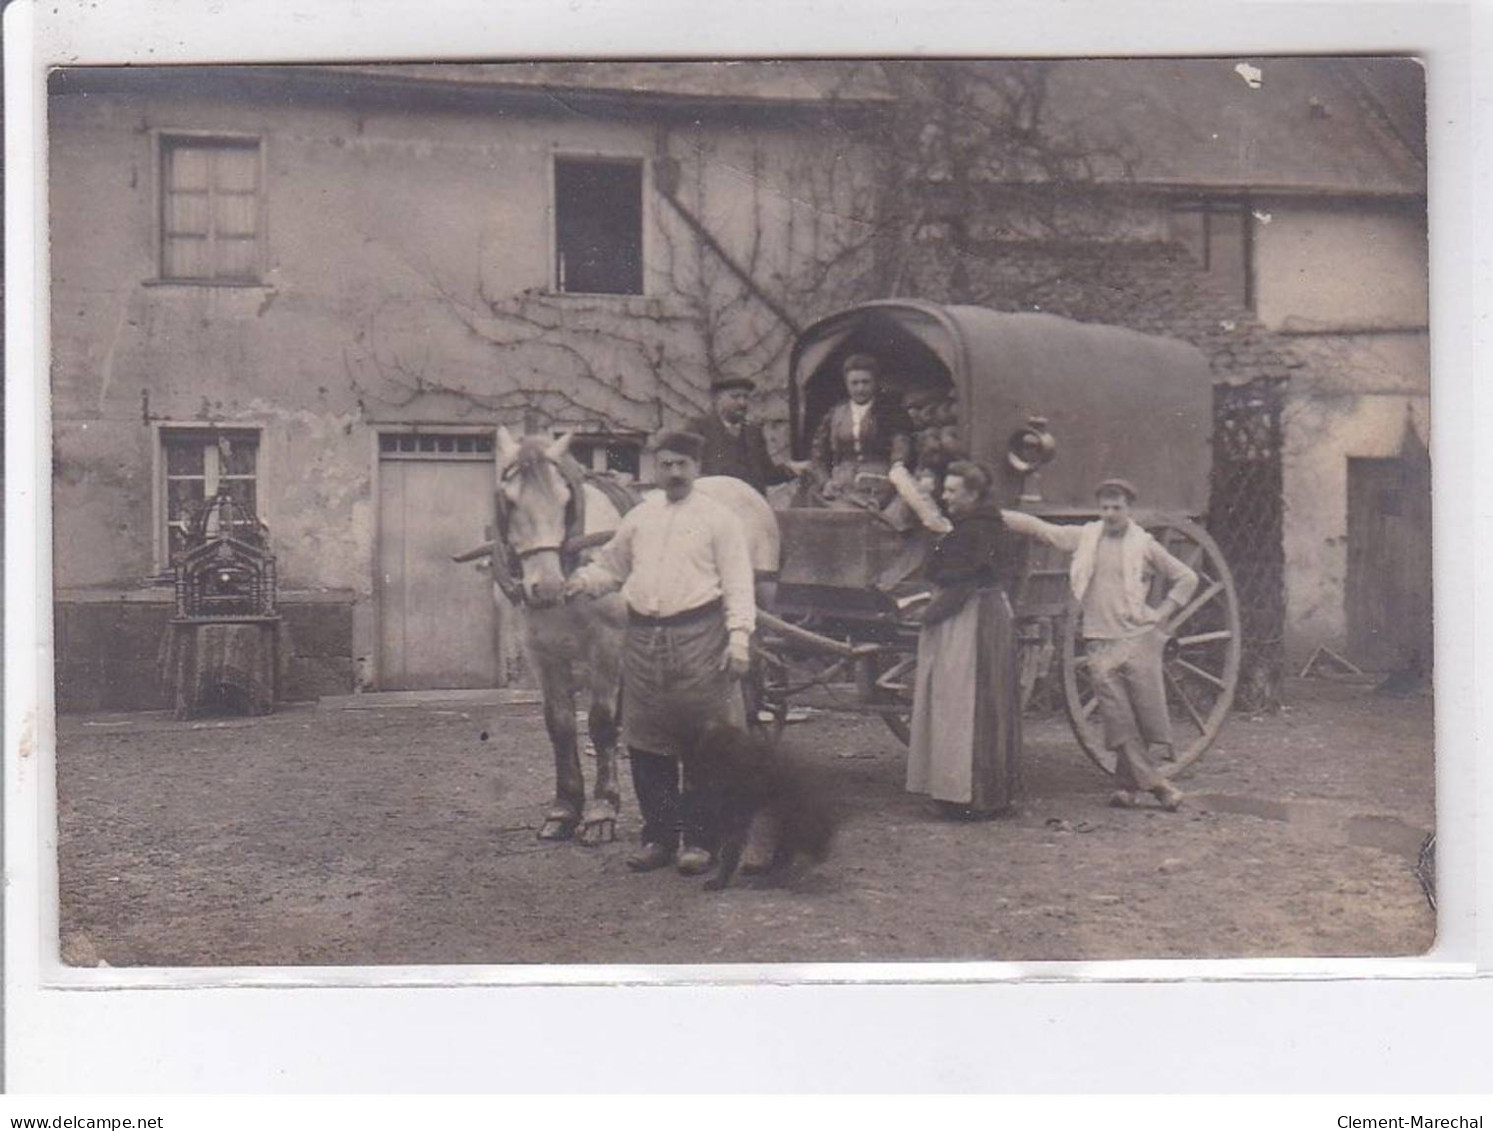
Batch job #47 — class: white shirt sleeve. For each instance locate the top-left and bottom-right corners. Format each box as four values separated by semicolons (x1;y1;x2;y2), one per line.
1146;535;1200;608
1001;509;1085;552
712;506;757;637
568;513;636;596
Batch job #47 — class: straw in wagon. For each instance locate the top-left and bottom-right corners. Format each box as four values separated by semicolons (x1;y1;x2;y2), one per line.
563;429;756;876
1001;479;1197;811
904;460;1023;818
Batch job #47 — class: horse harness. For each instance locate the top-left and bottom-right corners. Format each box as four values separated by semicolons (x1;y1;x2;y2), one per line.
489;455;638;605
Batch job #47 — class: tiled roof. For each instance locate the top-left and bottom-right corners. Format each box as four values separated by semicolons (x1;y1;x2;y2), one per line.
310;60;892;104
55;58;1423;195
336;58;1422;195
1036;57;1425;195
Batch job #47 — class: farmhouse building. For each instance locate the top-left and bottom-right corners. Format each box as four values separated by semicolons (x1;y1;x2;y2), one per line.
48;59;1427;710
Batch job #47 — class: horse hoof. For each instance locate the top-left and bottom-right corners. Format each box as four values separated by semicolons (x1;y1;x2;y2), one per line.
537;819;578;841
578;819;617;847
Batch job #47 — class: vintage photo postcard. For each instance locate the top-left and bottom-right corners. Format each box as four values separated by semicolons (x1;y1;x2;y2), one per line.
10;0;1493;1100
35;52;1442;971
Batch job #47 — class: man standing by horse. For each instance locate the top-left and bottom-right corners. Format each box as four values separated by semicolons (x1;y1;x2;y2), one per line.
564;429;756;876
686;376;809;496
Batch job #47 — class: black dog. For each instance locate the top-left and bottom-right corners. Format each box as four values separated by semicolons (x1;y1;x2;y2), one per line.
698;723;838;891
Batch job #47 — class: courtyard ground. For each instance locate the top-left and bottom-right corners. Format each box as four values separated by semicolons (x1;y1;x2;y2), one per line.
55;676;1434;967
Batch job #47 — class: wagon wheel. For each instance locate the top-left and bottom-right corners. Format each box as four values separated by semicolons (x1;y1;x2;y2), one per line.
1061;515;1242;776
752;611;869;742
858;645;918;746
751;617;810;742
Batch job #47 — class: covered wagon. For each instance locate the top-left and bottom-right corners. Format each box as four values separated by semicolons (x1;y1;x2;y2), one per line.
759;300;1241;774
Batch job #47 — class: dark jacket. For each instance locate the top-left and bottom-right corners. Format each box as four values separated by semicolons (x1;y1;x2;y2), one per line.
921;505;1014;625
809;397;915;478
686;412;794;495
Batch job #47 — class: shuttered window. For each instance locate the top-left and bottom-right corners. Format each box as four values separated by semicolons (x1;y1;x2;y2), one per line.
160;137;262;282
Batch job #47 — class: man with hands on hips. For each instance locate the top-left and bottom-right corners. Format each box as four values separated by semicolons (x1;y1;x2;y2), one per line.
1002;478;1197;811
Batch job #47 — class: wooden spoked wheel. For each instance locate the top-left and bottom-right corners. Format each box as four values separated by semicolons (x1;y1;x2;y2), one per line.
859;647;917;746
754;610;918;746
1061;515;1242;776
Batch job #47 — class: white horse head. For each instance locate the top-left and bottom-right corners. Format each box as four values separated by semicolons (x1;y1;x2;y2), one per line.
497;426;576;607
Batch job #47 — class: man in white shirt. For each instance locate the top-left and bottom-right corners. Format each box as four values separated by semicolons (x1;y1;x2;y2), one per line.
1003;479;1197;811
564;430;756;875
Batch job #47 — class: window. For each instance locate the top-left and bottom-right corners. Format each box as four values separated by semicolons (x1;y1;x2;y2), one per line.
161;429;260;562
554;157;644;295
377;432;495;459
567;433;643;478
160;136;262;282
1170;201;1253;310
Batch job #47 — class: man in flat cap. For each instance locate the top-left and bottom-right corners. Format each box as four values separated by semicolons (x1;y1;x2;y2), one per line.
686;375;809;495
564;429;756;877
1002;478;1197;811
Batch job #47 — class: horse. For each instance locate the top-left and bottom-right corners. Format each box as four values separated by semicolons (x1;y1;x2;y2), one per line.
479;426;780;846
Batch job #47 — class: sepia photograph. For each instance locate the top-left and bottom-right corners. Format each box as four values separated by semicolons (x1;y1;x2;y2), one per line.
43;54;1435;970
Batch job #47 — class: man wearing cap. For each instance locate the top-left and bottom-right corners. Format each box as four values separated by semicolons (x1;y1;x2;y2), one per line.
1002;479;1197;811
563;429;756;876
686;376;809;495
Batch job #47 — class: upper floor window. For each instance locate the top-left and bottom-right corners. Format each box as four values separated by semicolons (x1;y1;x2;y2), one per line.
160;136;263;283
554;157;643;296
1170;200;1253;310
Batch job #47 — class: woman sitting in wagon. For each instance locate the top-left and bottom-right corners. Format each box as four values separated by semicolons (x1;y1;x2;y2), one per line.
903;459;1022;818
808;353;916;508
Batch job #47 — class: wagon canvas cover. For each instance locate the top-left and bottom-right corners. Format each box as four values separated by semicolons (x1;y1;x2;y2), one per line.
792;301;1216;513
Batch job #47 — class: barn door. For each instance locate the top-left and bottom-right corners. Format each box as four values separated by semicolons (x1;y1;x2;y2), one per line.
1345;434;1432;672
377;433;498;690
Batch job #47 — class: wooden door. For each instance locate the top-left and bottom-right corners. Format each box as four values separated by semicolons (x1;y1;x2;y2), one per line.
378;450;497;690
1346;447;1433;672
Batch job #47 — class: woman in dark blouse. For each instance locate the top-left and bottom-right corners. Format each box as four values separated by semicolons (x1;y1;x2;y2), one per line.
905;460;1022;817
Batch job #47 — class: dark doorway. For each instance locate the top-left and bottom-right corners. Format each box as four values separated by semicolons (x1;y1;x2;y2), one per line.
1345;429;1432;672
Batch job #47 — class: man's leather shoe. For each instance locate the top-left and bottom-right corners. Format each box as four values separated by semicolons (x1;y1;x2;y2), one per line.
626;843;675;872
676;846;716;876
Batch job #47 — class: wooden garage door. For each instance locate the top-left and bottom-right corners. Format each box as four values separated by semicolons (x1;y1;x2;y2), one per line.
378;434;497;690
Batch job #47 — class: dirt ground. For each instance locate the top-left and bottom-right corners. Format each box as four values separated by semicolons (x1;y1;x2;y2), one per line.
55;677;1434;967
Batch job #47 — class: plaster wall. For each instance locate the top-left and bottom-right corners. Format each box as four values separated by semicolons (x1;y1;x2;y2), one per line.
1280;332;1430;660
50;85;867;694
1252;201;1429;332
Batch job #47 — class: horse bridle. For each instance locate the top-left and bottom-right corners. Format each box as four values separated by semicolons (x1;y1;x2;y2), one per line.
491;455;600;604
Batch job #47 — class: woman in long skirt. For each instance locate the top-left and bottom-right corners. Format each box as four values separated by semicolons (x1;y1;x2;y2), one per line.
904;459;1022;816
